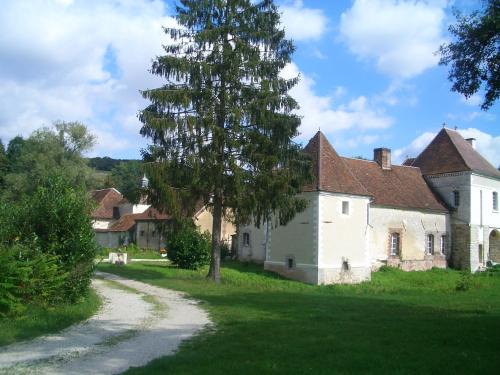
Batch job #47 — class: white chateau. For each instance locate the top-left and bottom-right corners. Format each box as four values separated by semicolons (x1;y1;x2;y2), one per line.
238;128;500;284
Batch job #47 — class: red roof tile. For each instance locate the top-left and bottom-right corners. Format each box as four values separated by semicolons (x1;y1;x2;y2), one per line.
411;128;500;178
90;188;126;219
303;131;370;196
343;158;448;211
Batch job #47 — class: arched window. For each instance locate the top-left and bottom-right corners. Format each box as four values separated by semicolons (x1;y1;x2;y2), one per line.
426;234;435;255
390;233;400;256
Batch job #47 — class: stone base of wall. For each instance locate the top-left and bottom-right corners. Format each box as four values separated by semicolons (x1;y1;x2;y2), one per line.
264;262;371;284
318;267;371;284
385;256;447;271
264;262;319;284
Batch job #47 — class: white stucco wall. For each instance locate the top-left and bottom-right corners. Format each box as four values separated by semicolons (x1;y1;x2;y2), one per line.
238;222;267;262
425;172;471;223
317;192;371;283
92;219;113;230
470;174;500;228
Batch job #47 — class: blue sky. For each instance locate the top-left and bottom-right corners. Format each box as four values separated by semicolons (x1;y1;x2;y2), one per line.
0;0;498;166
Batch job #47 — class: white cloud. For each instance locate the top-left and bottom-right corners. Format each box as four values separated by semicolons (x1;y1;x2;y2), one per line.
394;128;500;167
394;131;436;163
460;93;482;106
281;63;393;141
281;1;328;41
0;0;176;157
340;0;447;78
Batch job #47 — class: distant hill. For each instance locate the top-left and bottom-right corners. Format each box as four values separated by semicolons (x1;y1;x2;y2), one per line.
87;157;139;171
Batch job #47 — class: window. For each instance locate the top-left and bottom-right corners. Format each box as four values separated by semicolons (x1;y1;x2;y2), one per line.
286;257;295;269
440;235;446;255
243;232;250;246
140;230;145;237
493;192;498;211
342;201;349;215
426;234;435;255
453;190;460;207
390;233;400;256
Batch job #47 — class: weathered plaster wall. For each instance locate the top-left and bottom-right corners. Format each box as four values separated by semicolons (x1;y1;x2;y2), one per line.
95;231;126;248
136;221;165;250
265;192;319;267
425;172;471;223
194;209;236;243
318;192;371;283
369;207;448;270
238;222;267;262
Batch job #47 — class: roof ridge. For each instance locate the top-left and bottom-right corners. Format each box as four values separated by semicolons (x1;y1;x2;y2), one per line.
443;128;471;171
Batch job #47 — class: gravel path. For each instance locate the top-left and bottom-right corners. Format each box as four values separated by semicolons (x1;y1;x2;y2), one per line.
0;271;211;375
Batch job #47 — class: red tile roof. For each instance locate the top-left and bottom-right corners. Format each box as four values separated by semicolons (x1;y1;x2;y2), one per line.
411;128;500;178
90;188;126;219
303;131;370;196
108;208;171;232
301;131;447;212
343;158;448;211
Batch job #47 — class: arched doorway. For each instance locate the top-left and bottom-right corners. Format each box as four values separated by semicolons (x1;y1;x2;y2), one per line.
490;230;500;263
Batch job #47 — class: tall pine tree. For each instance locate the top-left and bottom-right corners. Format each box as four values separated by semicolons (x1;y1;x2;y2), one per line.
140;0;311;282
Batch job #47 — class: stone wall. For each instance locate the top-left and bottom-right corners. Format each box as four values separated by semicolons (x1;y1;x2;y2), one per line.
450;224;471;270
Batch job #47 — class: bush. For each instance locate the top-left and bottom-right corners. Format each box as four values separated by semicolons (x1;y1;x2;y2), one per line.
455;272;474;291
167;222;211;270
0;244;67;316
0;175;97;305
220;241;231;260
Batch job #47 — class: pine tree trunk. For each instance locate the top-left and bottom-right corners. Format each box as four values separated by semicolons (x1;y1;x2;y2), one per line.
208;196;222;283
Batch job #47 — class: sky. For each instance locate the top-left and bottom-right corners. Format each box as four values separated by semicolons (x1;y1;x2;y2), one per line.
0;0;498;166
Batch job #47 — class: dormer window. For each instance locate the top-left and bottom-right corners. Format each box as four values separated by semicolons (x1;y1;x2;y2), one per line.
493;192;498;211
453;190;460;207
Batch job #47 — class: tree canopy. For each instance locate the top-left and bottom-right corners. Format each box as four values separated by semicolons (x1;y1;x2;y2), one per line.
140;0;311;281
439;0;500;110
110;160;145;203
1;122;97;200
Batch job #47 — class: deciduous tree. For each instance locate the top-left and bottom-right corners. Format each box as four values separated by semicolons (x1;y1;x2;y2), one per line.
140;0;311;282
439;0;499;110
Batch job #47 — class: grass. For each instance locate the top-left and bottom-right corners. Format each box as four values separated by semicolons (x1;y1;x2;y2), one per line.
0;289;101;347
97;246;164;260
97;262;500;375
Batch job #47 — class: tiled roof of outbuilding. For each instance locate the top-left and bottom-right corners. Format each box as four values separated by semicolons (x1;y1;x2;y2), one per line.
410;128;500;179
343;158;448;212
90;188;125;219
303;131;370;197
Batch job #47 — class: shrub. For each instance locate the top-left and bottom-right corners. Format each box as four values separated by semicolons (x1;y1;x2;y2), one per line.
167;222;211;270
220;241;231;260
0;244;67;316
0;175;97;305
455;272;474;291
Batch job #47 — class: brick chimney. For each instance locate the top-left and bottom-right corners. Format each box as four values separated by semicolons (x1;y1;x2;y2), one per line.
374;148;391;170
465;137;476;149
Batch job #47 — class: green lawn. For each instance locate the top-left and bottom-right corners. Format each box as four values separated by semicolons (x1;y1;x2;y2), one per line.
97;262;500;375
0;289;101;347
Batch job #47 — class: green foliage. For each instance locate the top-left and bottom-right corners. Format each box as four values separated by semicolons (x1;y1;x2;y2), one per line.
0;244;67;316
110;160;144;203
0;175;98;307
439;0;499;110
88;156;137;172
1;122;97;200
219;241;231;260
0;289;100;347
167;222;211;270
455;271;475;291
140;0;312;280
